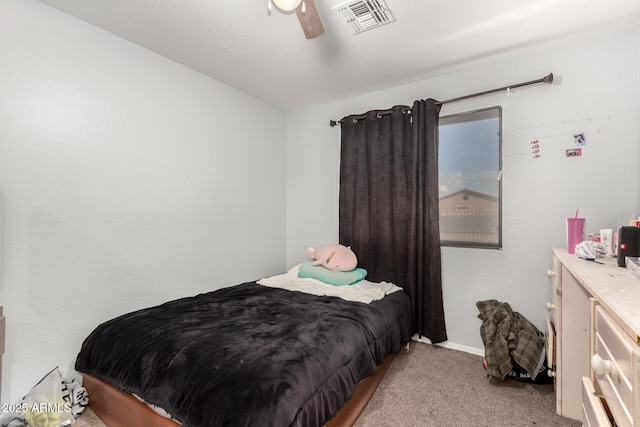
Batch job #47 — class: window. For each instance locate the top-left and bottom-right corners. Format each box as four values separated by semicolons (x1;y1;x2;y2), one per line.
438;106;502;249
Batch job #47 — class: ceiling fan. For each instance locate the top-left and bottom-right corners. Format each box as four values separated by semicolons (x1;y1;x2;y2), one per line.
268;0;325;39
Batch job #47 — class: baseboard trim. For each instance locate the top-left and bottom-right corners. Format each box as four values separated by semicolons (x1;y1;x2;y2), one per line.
411;334;484;357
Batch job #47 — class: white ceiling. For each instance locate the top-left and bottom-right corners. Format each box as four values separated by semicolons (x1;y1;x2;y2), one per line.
38;0;640;111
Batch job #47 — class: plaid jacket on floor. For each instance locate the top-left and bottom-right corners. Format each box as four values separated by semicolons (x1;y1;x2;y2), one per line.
476;299;545;380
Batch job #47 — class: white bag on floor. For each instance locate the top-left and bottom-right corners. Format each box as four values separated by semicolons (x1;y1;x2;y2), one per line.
0;367;88;427
22;367;75;427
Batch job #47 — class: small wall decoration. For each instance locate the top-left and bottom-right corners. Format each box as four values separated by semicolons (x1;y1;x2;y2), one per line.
530;138;541;159
573;133;586;146
566;147;582;157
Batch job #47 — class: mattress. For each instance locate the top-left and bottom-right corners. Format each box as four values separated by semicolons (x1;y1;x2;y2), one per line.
75;280;412;427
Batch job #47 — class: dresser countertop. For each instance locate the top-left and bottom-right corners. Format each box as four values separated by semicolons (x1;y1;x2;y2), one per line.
553;248;640;343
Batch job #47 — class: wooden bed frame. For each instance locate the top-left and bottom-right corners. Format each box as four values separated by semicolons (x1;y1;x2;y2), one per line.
82;352;396;427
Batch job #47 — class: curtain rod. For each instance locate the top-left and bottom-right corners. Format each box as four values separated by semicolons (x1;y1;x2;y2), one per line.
329;73;553;127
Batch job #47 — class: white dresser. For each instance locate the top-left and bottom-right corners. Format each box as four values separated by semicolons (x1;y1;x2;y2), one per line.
548;249;640;426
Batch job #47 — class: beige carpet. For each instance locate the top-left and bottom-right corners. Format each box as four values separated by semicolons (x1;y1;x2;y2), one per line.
354;342;580;427
73;342;581;427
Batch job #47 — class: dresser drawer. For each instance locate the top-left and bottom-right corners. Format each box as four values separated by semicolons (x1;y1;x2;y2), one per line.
582;377;613;427
547;257;561;325
593;305;640;427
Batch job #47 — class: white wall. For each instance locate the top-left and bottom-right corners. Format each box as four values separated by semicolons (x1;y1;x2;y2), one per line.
287;28;640;354
0;0;287;402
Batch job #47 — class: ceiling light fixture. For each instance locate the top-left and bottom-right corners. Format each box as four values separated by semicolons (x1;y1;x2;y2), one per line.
269;0;304;13
267;0;322;39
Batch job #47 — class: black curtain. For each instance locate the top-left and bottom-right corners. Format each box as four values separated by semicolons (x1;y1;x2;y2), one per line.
338;99;447;343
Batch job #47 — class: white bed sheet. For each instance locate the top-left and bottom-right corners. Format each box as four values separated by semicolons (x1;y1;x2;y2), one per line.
257;264;402;304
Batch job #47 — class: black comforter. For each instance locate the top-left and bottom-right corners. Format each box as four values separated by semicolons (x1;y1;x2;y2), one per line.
75;282;412;427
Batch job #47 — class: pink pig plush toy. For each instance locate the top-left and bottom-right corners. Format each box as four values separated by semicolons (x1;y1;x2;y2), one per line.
307;244;358;272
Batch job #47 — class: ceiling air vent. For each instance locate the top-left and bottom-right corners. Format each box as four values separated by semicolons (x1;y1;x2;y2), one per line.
333;0;395;35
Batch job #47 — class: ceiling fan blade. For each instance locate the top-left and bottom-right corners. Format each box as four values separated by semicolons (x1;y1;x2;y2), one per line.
296;0;324;39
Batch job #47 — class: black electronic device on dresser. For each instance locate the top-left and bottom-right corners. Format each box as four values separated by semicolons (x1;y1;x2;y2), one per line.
617;225;640;267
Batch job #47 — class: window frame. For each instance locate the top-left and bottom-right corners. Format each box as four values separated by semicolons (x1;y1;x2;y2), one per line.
438;106;503;250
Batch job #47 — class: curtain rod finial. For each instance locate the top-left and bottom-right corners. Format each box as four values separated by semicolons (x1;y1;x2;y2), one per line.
330;120;338;127
543;73;554;84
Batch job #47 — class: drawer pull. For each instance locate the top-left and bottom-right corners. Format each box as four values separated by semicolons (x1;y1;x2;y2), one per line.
546;269;556;278
546;302;555;310
590;354;612;375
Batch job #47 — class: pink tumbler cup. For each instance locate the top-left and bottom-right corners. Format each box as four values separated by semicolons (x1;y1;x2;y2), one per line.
566;218;585;254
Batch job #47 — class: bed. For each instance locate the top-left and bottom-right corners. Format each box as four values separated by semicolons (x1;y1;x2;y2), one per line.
75;265;412;427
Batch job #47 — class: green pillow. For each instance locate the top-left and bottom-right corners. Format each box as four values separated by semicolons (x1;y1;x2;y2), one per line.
298;261;367;286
